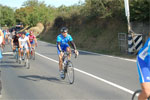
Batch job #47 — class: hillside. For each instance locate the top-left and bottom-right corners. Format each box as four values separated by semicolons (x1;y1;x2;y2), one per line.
39;16;129;56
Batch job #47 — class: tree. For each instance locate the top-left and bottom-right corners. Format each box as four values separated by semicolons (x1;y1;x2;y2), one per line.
0;5;15;26
15;0;52;26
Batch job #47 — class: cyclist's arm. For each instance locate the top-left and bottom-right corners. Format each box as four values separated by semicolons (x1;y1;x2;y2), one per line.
34;36;37;46
57;42;62;52
27;39;31;48
70;41;77;50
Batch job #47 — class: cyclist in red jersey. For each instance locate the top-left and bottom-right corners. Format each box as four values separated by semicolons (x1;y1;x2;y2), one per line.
28;31;37;57
28;31;37;47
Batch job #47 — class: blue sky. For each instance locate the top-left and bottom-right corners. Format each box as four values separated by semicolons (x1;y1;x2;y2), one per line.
0;0;85;8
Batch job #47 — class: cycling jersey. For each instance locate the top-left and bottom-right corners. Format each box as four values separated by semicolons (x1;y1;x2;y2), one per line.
19;36;29;50
57;33;73;54
29;35;35;44
137;38;150;83
12;35;19;47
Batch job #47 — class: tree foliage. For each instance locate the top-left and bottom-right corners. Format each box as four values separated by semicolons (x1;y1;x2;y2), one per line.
0;5;15;26
130;0;150;21
15;0;51;26
0;0;149;27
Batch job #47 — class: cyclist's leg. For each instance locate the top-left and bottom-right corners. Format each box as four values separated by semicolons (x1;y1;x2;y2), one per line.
12;44;16;53
138;82;150;100
19;48;21;57
57;46;65;78
19;48;24;59
137;57;150;100
31;41;35;54
19;45;24;58
66;47;71;60
25;45;29;59
64;44;71;60
57;46;63;71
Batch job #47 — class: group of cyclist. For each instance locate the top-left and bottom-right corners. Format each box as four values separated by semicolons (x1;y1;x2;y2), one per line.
0;28;38;62
12;31;37;61
0;26;150;100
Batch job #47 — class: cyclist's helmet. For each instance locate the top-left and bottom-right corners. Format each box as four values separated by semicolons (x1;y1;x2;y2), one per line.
60;27;68;33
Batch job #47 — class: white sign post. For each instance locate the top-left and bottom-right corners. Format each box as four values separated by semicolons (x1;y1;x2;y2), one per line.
124;0;131;34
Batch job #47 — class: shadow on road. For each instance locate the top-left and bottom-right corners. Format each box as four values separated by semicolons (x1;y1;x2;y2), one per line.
0;64;25;68
18;75;65;84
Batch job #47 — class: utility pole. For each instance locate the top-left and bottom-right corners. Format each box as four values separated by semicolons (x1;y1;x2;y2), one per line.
124;0;131;34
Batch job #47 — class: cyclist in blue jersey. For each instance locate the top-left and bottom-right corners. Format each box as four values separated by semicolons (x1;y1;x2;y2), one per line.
57;27;79;78
137;37;150;100
25;31;30;37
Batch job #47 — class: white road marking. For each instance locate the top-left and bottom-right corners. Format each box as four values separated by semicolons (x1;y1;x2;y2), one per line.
2;52;13;55
35;52;134;95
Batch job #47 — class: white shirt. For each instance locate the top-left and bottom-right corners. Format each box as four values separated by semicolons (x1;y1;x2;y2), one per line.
19;36;29;46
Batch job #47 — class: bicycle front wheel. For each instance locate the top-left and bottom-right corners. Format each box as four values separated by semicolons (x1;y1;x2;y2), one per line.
26;59;30;69
67;60;74;84
132;90;141;100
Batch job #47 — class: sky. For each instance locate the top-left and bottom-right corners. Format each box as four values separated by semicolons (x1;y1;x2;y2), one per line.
0;0;85;8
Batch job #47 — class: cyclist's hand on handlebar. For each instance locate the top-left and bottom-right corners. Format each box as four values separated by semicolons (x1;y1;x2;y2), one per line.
74;50;79;58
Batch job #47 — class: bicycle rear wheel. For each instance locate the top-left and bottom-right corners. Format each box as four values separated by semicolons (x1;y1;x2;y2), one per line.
26;59;30;69
32;50;35;60
24;55;30;69
67;60;74;84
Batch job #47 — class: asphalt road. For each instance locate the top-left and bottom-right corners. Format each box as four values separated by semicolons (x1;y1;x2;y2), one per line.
0;41;140;100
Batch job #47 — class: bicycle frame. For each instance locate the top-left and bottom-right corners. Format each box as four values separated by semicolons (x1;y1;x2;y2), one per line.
30;46;35;60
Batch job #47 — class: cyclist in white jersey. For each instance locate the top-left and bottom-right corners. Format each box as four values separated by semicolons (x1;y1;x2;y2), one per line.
18;32;31;60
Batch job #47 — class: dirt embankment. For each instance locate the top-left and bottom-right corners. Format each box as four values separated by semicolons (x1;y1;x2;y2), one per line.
38;17;128;56
38;17;149;57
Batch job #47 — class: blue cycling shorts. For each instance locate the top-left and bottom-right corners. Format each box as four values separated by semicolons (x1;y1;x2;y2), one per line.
30;40;35;45
57;44;69;55
137;57;150;83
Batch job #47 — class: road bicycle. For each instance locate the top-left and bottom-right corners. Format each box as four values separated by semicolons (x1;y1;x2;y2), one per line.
61;51;77;84
19;47;30;69
30;47;35;60
132;89;150;100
